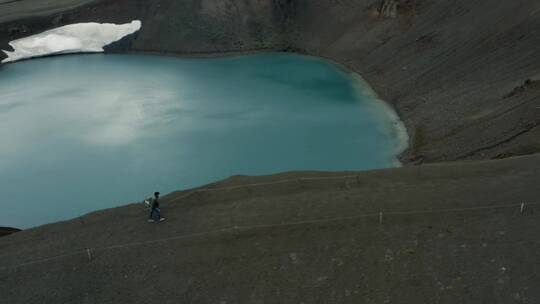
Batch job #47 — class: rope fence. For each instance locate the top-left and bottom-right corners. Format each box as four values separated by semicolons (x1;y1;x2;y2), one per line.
1;200;537;272
166;174;364;204
2;174;539;271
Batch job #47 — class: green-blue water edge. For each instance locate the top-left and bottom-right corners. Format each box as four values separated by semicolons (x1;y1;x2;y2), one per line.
0;53;407;228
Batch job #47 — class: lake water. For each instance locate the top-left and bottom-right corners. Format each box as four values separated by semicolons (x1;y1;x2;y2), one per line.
0;53;407;228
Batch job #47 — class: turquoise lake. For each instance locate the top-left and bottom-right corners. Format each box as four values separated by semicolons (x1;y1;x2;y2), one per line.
0;53;407;228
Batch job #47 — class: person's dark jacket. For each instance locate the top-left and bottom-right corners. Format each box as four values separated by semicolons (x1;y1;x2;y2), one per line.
152;197;160;209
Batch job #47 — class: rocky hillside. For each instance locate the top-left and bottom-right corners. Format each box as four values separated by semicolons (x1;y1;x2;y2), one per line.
1;154;539;303
1;0;539;163
0;0;291;55
290;0;540;162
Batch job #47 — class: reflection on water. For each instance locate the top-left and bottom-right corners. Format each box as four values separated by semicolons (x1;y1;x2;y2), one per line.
0;53;403;228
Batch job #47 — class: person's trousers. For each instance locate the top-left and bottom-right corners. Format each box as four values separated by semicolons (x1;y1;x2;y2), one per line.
149;207;161;220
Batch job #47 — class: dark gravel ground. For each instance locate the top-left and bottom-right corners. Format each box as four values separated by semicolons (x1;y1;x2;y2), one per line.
1;154;539;303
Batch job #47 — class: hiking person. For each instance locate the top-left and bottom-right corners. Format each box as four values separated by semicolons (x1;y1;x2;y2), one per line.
148;192;165;222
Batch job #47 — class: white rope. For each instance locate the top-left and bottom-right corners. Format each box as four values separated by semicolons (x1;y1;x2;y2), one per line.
166;175;360;203
1;201;537;271
0;252;82;270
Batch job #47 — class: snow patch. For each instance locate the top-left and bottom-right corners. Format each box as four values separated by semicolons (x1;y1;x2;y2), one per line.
1;20;142;63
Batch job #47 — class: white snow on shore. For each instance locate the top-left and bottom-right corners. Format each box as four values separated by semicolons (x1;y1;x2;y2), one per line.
1;20;141;63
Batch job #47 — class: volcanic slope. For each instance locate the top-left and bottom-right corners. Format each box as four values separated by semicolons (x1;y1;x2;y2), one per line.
1;154;539;303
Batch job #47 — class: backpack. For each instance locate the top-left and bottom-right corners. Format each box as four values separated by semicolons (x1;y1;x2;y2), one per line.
143;197;153;208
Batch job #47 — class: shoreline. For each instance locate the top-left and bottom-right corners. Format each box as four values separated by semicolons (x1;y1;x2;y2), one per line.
0;50;409;229
0;48;412;166
0;226;21;237
131;49;411;165
349;72;410;166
